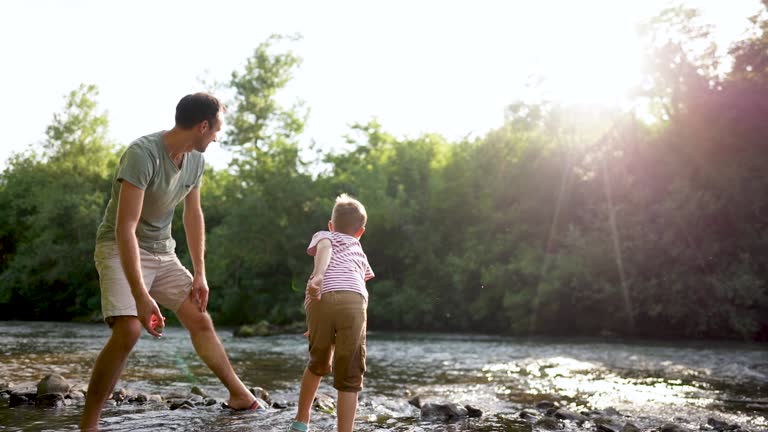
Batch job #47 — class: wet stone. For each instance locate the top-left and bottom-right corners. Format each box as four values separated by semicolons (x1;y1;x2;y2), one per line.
112;388;132;403
187;394;204;404
554;408;589;423
597;423;619;432
271;400;288;409
408;395;422;408
661;423;690;432
535;417;562;430
536;400;555;410
128;393;148;403
465;404;483;418
36;392;65;407
313;393;336;414
249;386;271;405
68;391;85;400
9;390;37;408
37;374;71;395
190;386;208;398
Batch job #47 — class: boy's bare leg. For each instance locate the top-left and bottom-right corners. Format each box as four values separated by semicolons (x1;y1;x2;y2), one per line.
175;295;256;408
80;317;142;431
296;368;323;424
337;390;359;432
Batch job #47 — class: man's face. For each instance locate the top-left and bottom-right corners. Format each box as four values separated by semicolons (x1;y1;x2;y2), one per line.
195;111;223;152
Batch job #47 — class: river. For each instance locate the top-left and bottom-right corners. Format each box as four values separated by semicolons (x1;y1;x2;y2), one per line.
0;321;766;431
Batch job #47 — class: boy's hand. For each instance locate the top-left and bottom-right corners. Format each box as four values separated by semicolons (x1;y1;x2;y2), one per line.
307;274;323;301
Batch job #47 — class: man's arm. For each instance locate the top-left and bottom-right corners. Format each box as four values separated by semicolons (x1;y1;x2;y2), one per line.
116;180;164;337
307;239;332;300
183;186;208;312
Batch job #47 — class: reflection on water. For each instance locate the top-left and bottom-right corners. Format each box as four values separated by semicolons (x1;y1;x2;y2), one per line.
0;322;766;431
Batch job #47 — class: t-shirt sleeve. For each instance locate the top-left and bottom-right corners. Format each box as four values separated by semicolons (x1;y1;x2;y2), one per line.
364;261;375;281
117;145;154;190
307;231;333;256
194;155;205;188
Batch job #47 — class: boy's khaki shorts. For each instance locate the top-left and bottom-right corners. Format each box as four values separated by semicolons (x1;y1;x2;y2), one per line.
305;290;368;392
94;241;193;322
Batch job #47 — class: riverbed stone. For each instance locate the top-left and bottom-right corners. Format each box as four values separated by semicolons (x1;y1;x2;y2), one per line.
661;423;690;432
408;395;422;408
36;392;65;407
112;388;132;403
70;383;88;396
420;402;468;420
707;418;729;431
68;391;85;400
170;399;195;410
554;408;589;423
271;400;288;409
535;417;563;430
187;394;204;405
128;393;148;403
520;409;540;420
465;404;483;418
622;422;641;432
234;320;271;337
190;385;208;398
597;423;619;432
165;391;186;400
9;389;38;407
37;374;71;395
249;386;271;405
313;393;336;413
536;400;555;409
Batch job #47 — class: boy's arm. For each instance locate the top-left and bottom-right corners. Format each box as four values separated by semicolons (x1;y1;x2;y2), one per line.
308;239;332;300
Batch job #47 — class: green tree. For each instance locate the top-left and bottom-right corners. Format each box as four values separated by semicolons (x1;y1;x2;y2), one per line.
0;84;117;319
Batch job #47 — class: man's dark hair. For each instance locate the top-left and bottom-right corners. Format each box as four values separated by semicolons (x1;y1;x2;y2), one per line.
175;93;224;129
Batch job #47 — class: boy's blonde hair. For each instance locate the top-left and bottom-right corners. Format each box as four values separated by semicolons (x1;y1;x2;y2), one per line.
331;194;367;235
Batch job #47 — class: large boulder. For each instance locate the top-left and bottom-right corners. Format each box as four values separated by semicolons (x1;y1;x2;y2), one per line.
37;374;71;395
234;321;271;337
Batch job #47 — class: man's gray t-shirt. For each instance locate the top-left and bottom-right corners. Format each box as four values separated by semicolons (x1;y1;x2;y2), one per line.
95;131;204;254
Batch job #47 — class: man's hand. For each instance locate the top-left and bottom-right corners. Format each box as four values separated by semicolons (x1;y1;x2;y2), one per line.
137;295;165;337
307;274;323;301
192;274;210;313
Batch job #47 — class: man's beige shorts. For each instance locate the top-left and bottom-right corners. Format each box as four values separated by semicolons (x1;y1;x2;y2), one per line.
94;241;193;321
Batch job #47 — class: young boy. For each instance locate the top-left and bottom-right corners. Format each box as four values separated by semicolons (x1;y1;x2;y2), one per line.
289;194;374;432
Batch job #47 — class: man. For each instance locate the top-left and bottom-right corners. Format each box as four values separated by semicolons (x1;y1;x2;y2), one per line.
81;93;261;431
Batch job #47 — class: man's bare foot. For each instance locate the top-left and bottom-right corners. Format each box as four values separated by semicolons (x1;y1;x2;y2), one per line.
224;394;260;410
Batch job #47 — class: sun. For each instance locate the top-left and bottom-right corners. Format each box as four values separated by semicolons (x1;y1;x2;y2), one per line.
525;2;650;107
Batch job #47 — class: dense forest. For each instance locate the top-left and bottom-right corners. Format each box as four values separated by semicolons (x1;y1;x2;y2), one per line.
1;6;767;340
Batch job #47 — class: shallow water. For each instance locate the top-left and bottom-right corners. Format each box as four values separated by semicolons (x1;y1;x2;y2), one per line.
0;321;766;431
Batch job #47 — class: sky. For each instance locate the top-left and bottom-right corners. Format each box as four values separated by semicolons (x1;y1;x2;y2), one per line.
1;0;762;169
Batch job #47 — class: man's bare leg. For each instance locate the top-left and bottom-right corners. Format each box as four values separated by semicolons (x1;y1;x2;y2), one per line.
80;317;142;431
175;295;256;409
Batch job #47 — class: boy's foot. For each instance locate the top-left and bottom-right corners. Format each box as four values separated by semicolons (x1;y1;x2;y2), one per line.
288;420;309;431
